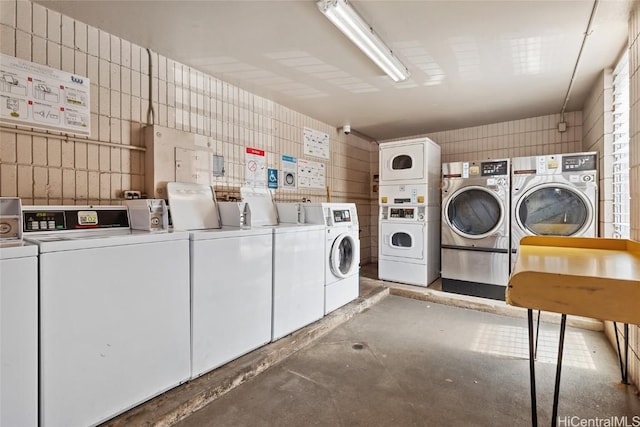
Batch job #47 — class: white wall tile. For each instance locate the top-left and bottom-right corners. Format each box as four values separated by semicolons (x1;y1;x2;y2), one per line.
61;14;73;47
16;0;31;32
0;24;15;56
0;0;16;26
47;40;61;68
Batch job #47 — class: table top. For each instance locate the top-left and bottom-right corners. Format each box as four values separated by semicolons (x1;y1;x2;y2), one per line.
507;236;640;325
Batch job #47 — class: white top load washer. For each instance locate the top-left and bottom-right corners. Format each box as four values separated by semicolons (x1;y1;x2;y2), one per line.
304;203;360;314
242;189;325;340
22;204;191;427
167;182;273;379
0;198;38;427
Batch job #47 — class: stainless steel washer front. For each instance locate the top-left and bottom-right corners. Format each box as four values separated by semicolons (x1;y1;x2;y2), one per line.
511;152;598;268
441;159;510;299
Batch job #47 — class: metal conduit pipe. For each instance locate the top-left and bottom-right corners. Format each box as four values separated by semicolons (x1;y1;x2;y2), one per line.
560;0;600;122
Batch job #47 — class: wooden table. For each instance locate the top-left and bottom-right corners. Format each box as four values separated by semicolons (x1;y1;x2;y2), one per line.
507;236;640;427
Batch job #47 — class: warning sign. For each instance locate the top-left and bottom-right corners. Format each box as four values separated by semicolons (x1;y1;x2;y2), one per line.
245;147;266;187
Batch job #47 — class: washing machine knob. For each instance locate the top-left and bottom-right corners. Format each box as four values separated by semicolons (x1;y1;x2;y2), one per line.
582;175;593;182
418;213;424;220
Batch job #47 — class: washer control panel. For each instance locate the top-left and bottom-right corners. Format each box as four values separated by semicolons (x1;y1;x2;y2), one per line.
22;207;130;233
380;206;425;221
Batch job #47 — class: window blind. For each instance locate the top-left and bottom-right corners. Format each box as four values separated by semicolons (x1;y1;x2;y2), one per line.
612;51;630;239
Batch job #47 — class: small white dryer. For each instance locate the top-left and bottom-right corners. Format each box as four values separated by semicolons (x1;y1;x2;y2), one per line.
0;198;37;427
167;182;273;379
22;205;191;427
304;203;360;314
378;137;441;189
242;189;325;340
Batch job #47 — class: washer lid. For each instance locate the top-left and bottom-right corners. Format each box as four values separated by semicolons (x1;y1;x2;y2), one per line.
240;187;278;226
167;182;220;230
0;240;37;259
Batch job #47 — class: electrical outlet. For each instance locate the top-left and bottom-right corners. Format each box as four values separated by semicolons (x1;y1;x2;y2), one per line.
123;190;141;200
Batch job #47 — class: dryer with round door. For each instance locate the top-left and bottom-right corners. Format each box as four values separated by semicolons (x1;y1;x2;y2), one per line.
511;152;597;267
441;159;510;300
304;203;360;314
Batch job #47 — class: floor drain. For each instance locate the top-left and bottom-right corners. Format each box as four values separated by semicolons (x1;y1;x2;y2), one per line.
352;343;365;350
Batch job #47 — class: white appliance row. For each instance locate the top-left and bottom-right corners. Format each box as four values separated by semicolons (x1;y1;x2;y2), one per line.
166;184;360;377
0;190;361;427
441;152;598;300
377;137;442;286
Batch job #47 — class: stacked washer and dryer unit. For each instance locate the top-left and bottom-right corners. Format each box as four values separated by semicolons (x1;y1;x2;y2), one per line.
378;137;441;286
440;151;598;300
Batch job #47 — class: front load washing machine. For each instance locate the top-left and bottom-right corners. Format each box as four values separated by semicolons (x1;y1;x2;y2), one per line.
441;159;510;300
304;203;360;314
22;205;191;427
0;198;37;427
511;152;598;267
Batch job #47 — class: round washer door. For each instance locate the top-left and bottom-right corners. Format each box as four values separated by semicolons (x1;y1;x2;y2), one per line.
329;233;359;279
516;183;592;236
444;186;505;239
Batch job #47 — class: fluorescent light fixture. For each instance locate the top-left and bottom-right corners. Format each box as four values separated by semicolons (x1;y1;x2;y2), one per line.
317;0;410;82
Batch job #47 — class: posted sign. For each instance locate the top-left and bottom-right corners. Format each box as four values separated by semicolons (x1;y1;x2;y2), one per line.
0;53;91;135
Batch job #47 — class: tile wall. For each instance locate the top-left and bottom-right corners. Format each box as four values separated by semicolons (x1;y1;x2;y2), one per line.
582;69;614;238
0;1;375;263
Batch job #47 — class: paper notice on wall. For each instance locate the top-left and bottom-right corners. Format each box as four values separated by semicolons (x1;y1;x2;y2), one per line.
303;127;329;159
0;53;91;135
298;158;326;189
281;155;297;189
245;147;266;187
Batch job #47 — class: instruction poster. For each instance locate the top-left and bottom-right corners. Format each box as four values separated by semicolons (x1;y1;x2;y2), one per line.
298;158;326;189
245;147;266;187
0;53;91;135
281;155;297;189
303;127;329;159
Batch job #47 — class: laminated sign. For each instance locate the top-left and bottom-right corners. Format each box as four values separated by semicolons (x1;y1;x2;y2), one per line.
0;54;91;135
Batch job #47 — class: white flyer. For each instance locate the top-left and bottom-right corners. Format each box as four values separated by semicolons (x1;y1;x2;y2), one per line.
0;53;91;135
303;127;330;159
298;158;326;189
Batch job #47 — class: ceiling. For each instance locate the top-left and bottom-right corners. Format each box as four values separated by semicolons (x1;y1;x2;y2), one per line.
36;0;632;141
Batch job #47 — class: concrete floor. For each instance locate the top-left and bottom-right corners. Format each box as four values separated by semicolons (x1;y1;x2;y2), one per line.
175;297;639;426
106;265;639;426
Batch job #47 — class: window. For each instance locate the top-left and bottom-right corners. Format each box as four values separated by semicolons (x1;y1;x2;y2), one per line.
392;155;413;170
612;51;630;239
